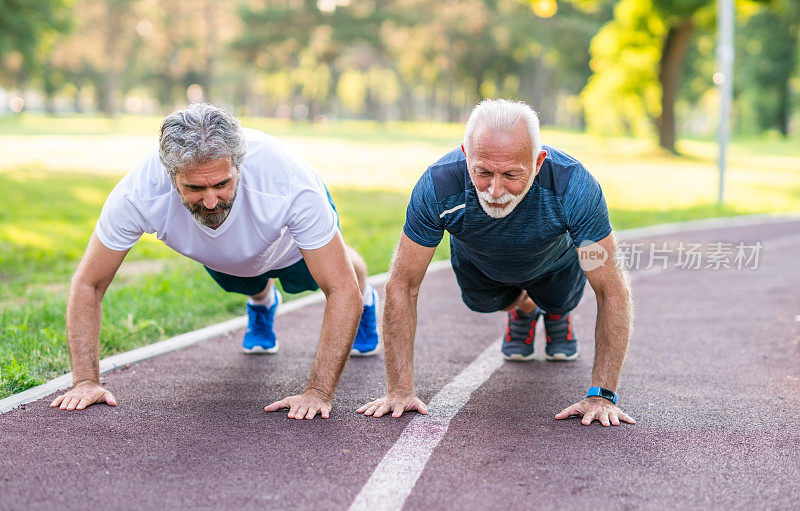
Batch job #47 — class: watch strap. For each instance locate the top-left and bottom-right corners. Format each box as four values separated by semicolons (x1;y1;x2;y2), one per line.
587;386;617;404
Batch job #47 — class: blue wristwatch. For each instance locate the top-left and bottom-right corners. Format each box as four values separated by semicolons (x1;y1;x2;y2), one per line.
587;386;617;404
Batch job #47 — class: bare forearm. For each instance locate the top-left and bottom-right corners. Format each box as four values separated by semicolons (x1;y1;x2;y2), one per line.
382;282;418;394
305;287;361;398
591;286;632;391
66;282;104;385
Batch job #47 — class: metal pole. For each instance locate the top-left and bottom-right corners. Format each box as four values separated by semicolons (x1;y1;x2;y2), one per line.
716;0;734;204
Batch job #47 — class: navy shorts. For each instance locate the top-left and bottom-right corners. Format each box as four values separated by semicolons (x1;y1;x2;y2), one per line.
451;250;586;315
205;258;319;296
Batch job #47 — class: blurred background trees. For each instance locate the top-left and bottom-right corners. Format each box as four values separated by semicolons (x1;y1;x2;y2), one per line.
1;0;798;146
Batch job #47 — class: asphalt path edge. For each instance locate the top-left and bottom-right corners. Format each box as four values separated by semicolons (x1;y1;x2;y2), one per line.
2;211;797;414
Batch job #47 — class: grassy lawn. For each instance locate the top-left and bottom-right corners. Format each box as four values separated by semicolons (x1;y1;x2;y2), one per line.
1;114;798;398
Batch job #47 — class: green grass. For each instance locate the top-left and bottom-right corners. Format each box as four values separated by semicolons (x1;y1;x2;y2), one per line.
1;117;799;399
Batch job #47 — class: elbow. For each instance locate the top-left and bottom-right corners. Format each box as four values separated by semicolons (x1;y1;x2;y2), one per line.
385;273;419;302
324;279;363;313
69;271;110;304
595;281;632;310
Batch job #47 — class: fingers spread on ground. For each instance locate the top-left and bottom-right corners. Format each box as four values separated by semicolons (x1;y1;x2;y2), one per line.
417;401;429;415
61;397;76;410
321;407;330;419
610;413;620;426
619;412;636;424
104;392;117;406
264;400;288;412
555;406;576;419
76;397;91;410
581;410;597;425
66;397;79;411
305;408;317;420
372;405;390;418
392;404;404;418
599;412;611;427
294;406;308;420
50;395;64;407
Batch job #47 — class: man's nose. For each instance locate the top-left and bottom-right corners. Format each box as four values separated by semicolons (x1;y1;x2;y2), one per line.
488;175;504;198
202;191;219;210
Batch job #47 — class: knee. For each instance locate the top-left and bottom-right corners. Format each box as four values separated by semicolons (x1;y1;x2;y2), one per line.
347;246;368;277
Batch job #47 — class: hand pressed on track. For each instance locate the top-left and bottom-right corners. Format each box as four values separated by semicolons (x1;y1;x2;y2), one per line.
50;380;117;411
265;388;332;420
356;392;429;418
555;397;635;426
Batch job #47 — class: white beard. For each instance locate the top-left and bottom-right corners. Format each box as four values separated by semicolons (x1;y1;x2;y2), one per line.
476;172;536;219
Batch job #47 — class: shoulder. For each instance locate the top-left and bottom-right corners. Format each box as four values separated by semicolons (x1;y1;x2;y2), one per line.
240;128;320;191
241;128;299;169
534;145;586;196
425;147;468;202
110;149;173;205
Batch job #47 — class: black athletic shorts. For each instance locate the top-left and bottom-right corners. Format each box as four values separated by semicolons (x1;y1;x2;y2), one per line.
450;249;586;315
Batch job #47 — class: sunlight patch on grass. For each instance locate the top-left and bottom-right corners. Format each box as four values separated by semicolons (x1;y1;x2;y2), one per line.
1;226;54;250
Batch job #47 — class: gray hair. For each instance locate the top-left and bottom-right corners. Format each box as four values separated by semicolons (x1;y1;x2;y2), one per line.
463;99;542;158
159;103;247;178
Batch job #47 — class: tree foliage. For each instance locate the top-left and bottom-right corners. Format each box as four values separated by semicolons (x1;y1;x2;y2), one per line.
0;0;71;66
582;0;776;151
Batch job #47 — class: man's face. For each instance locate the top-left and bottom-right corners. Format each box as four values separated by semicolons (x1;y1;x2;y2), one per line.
465;124;546;219
173;158;238;229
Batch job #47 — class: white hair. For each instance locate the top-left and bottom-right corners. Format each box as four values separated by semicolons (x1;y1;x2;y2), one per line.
159;103;247;179
462;99;542;158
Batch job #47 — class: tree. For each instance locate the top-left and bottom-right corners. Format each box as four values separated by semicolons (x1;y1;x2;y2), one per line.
582;0;771;152
736;0;799;136
0;0;71;66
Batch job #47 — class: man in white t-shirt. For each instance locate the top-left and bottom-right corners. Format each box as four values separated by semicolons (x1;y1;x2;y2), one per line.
50;103;379;420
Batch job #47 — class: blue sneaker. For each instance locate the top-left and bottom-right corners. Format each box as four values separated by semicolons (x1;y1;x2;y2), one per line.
351;286;379;356
243;287;282;354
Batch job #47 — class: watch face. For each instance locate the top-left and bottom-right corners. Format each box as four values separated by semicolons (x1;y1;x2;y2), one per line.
600;388;617;403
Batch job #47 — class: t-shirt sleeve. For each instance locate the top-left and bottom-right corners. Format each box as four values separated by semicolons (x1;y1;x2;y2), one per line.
94;181;147;251
561;166;612;248
402;170;444;248
286;184;338;251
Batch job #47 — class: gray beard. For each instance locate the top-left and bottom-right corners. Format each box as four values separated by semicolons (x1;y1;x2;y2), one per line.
476;170;536;219
182;189;237;229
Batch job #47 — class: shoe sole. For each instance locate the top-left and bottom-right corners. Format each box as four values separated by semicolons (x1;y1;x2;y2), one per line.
350;346;380;357
544;352;579;361
243;340;280;355
502;352;536;362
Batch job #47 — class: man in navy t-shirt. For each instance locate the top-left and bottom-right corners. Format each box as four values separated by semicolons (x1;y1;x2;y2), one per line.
358;99;635;427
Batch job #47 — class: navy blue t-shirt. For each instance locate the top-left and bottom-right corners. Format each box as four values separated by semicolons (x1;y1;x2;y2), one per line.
403;145;612;284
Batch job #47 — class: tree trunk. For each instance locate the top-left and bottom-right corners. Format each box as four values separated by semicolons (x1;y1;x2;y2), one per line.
657;18;693;153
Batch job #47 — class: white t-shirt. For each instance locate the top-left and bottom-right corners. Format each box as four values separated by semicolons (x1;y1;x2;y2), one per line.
95;128;338;277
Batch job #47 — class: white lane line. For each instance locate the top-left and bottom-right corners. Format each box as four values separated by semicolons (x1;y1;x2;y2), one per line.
348;337;504;511
349;254;750;510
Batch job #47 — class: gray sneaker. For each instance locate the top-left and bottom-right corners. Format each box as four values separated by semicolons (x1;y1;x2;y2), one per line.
544;312;579;361
501;308;541;361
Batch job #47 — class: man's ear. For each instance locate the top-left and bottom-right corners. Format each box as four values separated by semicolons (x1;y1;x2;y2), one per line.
535;150;547;171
